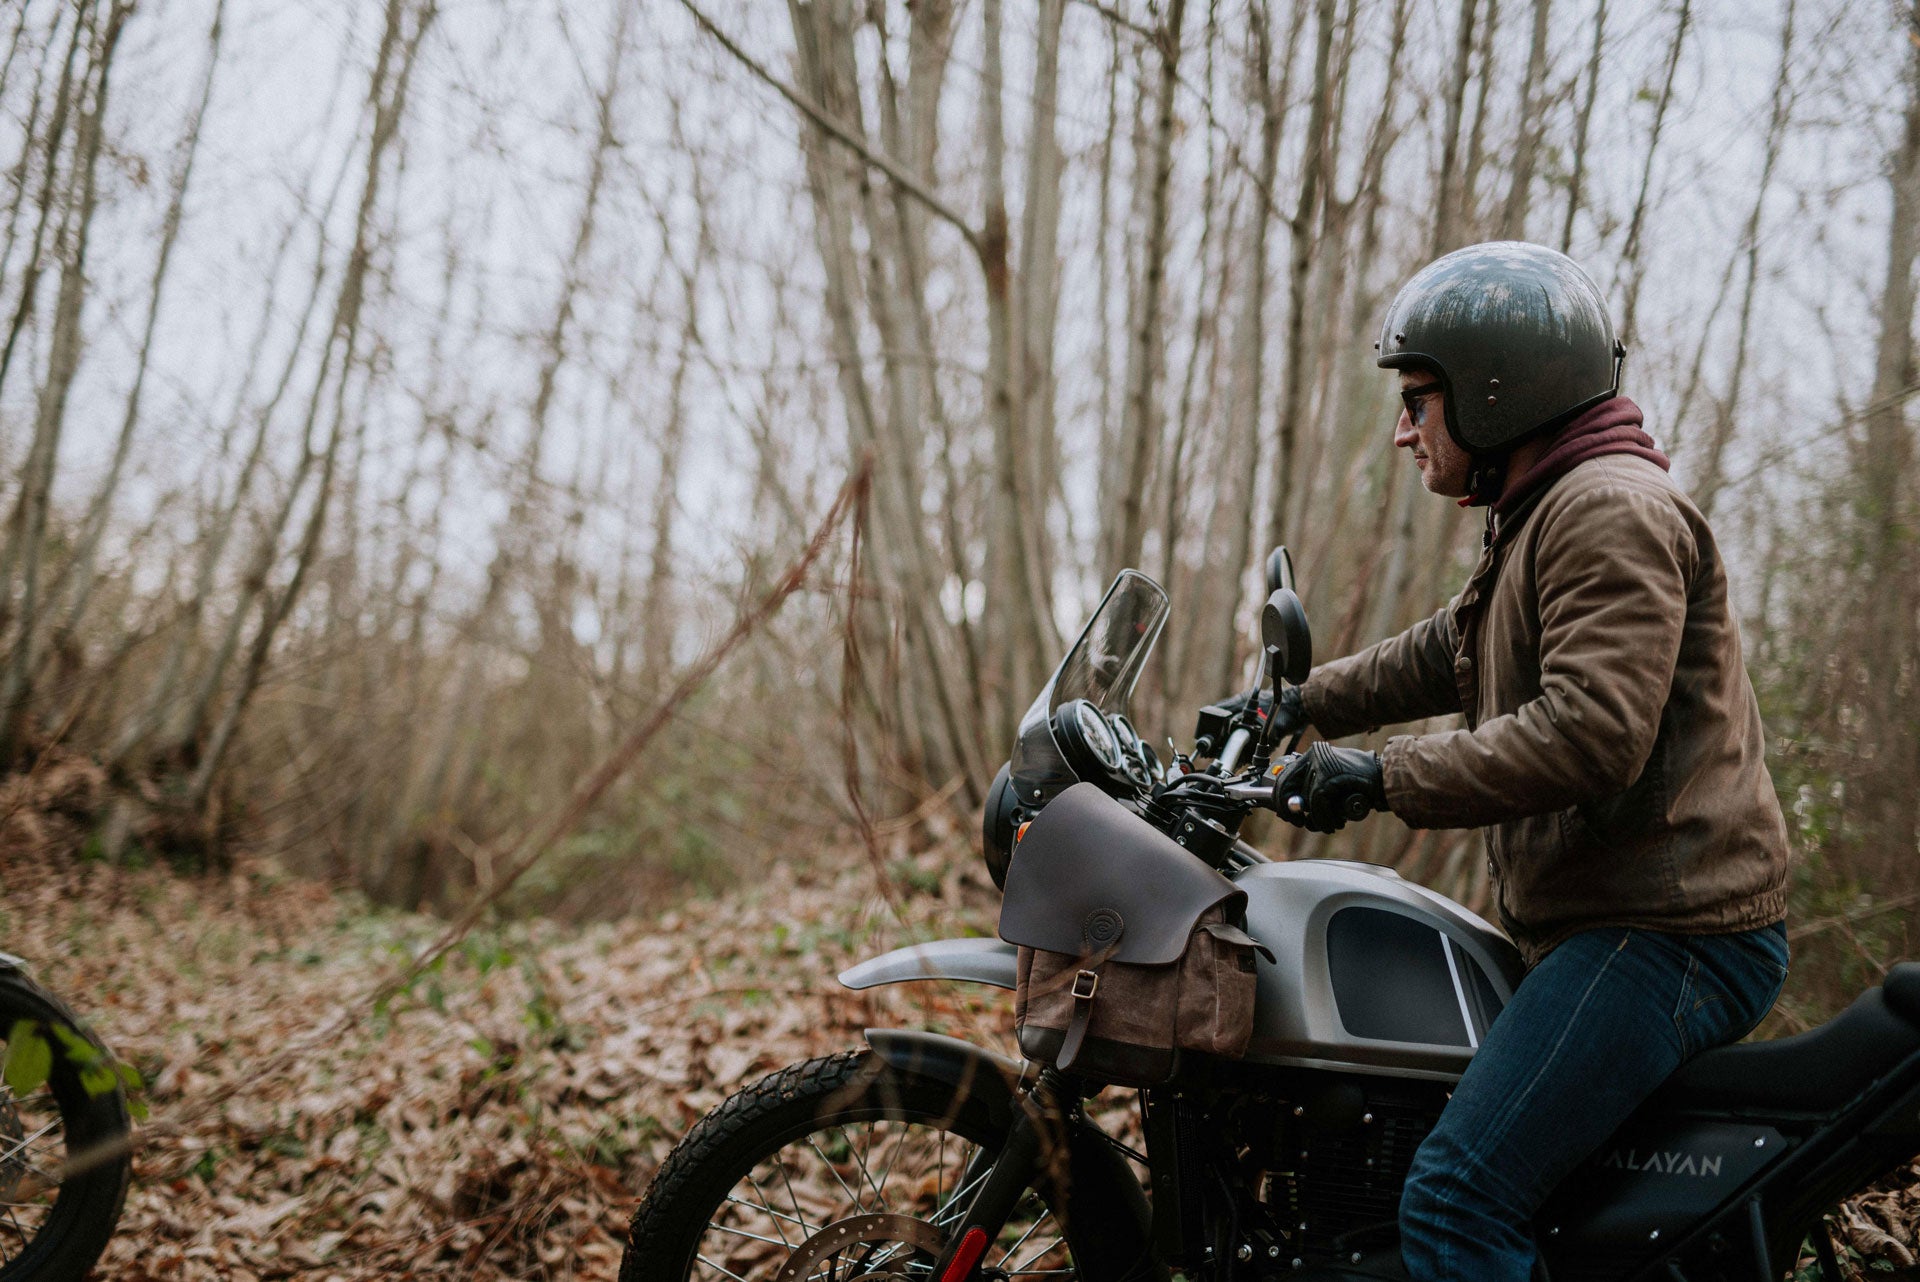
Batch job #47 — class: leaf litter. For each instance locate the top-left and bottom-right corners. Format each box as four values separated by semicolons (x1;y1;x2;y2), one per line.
1;843;1018;1280
2;844;1914;1279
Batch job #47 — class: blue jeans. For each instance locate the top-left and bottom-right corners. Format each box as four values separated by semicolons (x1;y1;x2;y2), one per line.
1399;923;1789;1282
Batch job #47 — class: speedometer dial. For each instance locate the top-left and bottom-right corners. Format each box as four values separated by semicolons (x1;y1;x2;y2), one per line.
1072;701;1123;770
1053;698;1127;782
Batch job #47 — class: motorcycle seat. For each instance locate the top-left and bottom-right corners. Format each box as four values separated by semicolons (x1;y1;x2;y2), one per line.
1657;963;1920;1115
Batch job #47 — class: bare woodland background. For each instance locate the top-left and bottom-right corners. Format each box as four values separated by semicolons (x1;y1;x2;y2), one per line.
0;0;1917;1026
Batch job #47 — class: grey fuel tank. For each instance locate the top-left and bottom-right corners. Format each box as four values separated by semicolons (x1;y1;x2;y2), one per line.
1236;859;1524;1081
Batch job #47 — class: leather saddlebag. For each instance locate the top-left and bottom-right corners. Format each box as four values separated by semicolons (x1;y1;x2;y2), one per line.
998;783;1267;1086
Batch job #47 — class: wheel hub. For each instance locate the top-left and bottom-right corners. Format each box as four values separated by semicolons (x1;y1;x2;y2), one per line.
771;1211;946;1282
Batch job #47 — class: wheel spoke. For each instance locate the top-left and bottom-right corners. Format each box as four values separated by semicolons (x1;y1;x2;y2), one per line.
931;1156;991;1229
844;1124;888;1209
776;1157;816;1237
872;1118;915;1205
804;1136;867;1212
676;1059;1078;1282
0;1118;60;1168
999;1206;1053;1263
704;1220;789;1248
696;1252;753;1282
730;1187;802;1244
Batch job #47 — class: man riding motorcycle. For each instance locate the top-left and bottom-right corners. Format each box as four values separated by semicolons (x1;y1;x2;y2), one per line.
1264;241;1792;1282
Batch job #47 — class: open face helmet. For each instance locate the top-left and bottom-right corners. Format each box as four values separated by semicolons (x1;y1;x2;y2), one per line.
1376;241;1624;454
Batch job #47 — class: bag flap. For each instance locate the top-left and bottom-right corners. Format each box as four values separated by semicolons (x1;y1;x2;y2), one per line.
997;783;1244;965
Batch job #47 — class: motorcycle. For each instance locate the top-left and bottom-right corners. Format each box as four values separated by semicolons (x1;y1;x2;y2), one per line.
621;557;1920;1282
0;954;131;1279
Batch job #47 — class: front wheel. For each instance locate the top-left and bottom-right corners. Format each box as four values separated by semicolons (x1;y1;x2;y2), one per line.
621;1049;1084;1282
0;969;132;1280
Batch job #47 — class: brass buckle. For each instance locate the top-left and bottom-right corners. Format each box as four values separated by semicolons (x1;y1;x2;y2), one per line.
1071;969;1099;1001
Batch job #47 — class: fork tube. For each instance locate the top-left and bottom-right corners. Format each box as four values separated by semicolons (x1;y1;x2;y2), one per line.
928;1069;1076;1281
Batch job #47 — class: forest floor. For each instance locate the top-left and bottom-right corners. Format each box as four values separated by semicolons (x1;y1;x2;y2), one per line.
4;833;1919;1279
1;838;1016;1280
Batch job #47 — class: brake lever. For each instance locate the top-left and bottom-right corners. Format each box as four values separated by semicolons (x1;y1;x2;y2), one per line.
1220;753;1304;812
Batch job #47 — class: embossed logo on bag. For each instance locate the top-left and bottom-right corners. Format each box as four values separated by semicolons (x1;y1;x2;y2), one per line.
1082;908;1124;952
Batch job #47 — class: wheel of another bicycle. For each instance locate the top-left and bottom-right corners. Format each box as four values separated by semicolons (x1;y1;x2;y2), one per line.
0;971;132;1280
621;1048;1084;1282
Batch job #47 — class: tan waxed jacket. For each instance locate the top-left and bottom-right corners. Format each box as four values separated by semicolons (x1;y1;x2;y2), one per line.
1300;455;1790;964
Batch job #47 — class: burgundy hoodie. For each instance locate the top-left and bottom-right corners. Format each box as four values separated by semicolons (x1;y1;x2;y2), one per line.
1492;395;1670;517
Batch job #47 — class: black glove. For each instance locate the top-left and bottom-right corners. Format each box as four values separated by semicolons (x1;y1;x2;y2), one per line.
1274;742;1388;834
1219;685;1309;738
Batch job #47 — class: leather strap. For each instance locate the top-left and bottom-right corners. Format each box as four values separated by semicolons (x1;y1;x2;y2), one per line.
1057;969;1100;1071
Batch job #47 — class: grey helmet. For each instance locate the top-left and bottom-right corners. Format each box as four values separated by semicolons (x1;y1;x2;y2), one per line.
1376;241;1624;453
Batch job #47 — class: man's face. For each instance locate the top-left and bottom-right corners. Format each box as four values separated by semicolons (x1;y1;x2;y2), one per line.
1395;369;1472;498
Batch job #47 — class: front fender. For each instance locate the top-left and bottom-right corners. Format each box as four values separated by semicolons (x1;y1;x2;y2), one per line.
863;1029;1166;1282
839;937;1018;991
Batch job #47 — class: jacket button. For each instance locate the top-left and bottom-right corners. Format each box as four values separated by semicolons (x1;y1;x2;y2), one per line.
1455;655;1474;673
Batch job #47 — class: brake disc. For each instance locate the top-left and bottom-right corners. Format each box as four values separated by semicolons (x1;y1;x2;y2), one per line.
770;1212;946;1282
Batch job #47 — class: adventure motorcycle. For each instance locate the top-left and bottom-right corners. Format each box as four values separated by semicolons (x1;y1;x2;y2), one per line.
0;954;131;1279
621;557;1920;1282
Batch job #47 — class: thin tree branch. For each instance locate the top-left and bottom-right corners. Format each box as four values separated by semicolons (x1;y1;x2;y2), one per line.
676;0;982;258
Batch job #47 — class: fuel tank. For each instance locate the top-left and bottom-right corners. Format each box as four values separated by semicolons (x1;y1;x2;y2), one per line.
1235;860;1525;1080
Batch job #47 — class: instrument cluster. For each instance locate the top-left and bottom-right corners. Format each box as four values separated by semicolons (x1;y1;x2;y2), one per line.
1052;698;1157;793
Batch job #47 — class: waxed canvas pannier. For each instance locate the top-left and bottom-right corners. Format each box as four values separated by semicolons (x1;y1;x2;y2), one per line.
998;783;1267;1086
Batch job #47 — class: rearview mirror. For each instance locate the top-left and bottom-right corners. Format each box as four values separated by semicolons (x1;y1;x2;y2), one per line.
1261;588;1313;687
1264;546;1296;595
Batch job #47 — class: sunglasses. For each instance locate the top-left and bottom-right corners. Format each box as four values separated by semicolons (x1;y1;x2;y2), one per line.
1399;382;1443;427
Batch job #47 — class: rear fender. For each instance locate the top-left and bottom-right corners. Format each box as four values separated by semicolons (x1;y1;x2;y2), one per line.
0;952;24;972
863;1029;1166;1282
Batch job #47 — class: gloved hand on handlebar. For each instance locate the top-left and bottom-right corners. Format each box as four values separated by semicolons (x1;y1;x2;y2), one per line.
1273;742;1388;834
1219;684;1309;738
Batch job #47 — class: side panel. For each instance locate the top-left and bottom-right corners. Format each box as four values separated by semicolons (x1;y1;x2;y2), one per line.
1536;1118;1785;1282
1238;861;1523;1078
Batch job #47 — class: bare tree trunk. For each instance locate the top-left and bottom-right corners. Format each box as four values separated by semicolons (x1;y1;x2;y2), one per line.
781;0;988;794
0;0;126;762
1105;0;1187;575
106;180;346;768
1431;0;1478;254
1498;0;1551;237
45;0;225;654
1852;0;1920;885
0;5;73;333
1560;0;1607;251
1268;0;1336;551
0;0;87;428
1012;0;1064;640
980;0;1045;737
1692;0;1795;519
174;0;436;784
1619;0;1692;343
1198;0;1305;701
1458;0;1501;239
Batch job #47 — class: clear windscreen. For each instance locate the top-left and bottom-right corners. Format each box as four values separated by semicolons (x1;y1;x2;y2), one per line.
1009;570;1170;804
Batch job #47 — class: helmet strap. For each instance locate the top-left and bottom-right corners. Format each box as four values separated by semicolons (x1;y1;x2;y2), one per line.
1463;451;1508;510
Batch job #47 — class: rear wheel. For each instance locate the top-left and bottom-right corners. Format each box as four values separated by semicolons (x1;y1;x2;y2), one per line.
0;969;131;1280
621;1049;1082;1282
